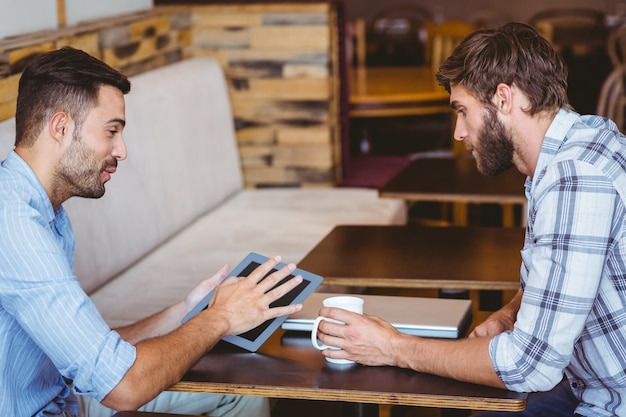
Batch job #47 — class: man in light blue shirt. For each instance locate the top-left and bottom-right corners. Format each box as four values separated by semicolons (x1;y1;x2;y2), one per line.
0;47;303;416
315;23;626;416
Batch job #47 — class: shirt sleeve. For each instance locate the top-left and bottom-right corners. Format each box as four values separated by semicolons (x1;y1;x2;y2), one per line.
489;159;617;392
0;202;136;401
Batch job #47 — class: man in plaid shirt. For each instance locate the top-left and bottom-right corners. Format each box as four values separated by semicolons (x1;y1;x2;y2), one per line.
315;22;626;416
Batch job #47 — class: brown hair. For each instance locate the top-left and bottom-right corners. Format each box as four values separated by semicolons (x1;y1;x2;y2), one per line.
15;47;131;148
436;22;569;115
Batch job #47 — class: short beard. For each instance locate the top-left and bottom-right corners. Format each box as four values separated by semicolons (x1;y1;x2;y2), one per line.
474;106;515;176
54;131;114;201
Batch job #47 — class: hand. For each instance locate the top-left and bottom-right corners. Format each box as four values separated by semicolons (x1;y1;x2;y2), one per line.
469;308;516;338
469;288;521;338
182;263;231;317
203;256;303;336
316;307;402;366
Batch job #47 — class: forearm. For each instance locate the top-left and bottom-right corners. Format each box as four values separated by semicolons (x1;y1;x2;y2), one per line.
114;302;186;345
102;309;228;410
393;334;505;388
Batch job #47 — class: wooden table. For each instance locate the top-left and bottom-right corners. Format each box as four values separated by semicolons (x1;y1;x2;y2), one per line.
379;157;528;227
350;66;450;118
298;225;523;291
170;329;526;413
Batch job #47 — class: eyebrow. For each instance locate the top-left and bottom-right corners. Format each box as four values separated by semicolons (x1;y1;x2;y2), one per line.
450;100;460;110
108;118;126;128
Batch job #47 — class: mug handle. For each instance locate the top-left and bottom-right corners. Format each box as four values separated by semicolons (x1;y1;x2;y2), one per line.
311;316;342;350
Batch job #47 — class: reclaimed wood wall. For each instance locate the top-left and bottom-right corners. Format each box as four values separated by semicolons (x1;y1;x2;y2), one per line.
187;4;341;187
0;3;341;188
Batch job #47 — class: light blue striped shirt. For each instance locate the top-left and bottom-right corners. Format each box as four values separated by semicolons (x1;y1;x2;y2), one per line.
490;110;626;416
0;151;136;416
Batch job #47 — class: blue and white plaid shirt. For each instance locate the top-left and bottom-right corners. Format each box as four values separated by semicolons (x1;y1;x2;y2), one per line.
0;151;136;417
490;109;626;416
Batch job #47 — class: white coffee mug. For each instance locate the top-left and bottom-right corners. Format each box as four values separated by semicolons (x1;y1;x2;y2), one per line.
311;296;364;364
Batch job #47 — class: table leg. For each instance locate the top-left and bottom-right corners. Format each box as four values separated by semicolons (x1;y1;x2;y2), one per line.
452;202;468;226
502;203;514;227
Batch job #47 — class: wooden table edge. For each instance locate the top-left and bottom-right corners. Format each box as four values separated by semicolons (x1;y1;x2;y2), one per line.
168;381;526;412
321;277;521;291
378;191;528;205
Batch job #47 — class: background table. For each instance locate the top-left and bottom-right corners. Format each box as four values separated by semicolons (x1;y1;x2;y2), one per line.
170;329;526;414
379;157;527;227
298;225;523;291
350;66;450;118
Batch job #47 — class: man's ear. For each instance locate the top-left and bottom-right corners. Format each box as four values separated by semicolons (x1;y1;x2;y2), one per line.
49;111;73;144
492;83;514;114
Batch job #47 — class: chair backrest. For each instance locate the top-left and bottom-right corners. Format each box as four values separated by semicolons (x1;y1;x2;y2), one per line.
528;8;606;56
608;25;626;68
424;20;476;73
355;4;432;67
596;64;626;131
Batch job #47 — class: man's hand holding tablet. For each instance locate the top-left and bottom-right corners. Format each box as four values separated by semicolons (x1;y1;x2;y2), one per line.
181;253;323;351
201;256;303;336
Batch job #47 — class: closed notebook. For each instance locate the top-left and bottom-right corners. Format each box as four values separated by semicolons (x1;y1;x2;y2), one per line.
281;292;472;339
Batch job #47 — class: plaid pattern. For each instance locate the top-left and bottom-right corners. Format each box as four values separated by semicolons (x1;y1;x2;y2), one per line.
490;110;626;416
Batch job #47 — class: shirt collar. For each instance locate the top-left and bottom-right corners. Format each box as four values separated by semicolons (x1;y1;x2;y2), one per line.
525;109;579;196
2;150;59;225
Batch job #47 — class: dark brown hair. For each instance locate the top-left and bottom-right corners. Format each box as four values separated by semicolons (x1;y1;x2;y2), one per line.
15;47;131;147
436;22;569;115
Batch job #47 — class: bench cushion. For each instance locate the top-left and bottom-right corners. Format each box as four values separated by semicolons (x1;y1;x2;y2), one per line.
90;187;406;327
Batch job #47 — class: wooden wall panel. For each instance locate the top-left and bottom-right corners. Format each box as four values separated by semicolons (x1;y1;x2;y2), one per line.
189;3;340;187
0;3;341;188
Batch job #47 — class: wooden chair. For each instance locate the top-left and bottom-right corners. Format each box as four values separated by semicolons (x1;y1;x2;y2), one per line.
596;64;626;131
423;19;476;74
353;4;432;68
608;25;626;68
528;8;607;56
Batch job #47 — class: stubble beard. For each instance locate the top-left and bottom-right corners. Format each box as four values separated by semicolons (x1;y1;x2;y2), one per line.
54;132;116;200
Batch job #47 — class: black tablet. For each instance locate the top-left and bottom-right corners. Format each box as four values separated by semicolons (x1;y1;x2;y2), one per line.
181;252;323;351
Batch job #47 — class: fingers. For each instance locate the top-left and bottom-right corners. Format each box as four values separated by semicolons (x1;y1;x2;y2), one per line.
245;255;283;284
234;255;304;316
244;256;302;295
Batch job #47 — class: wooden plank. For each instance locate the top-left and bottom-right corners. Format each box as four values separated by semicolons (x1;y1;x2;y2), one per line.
57;0;66;28
250;26;329;50
276;127;329;145
273;144;333;169
102;30;186;70
192;27;249;48
230;98;329;124
192;12;261;28
222;49;328;65
0;74;20;106
238;144;273;167
0;101;15;122
261;12;328;26
129;16;171;40
242;166;290;185
232;78;330;100
6;43;56;70
56;33;100;57
283;64;328;78
192;4;328;15
236;127;275;145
